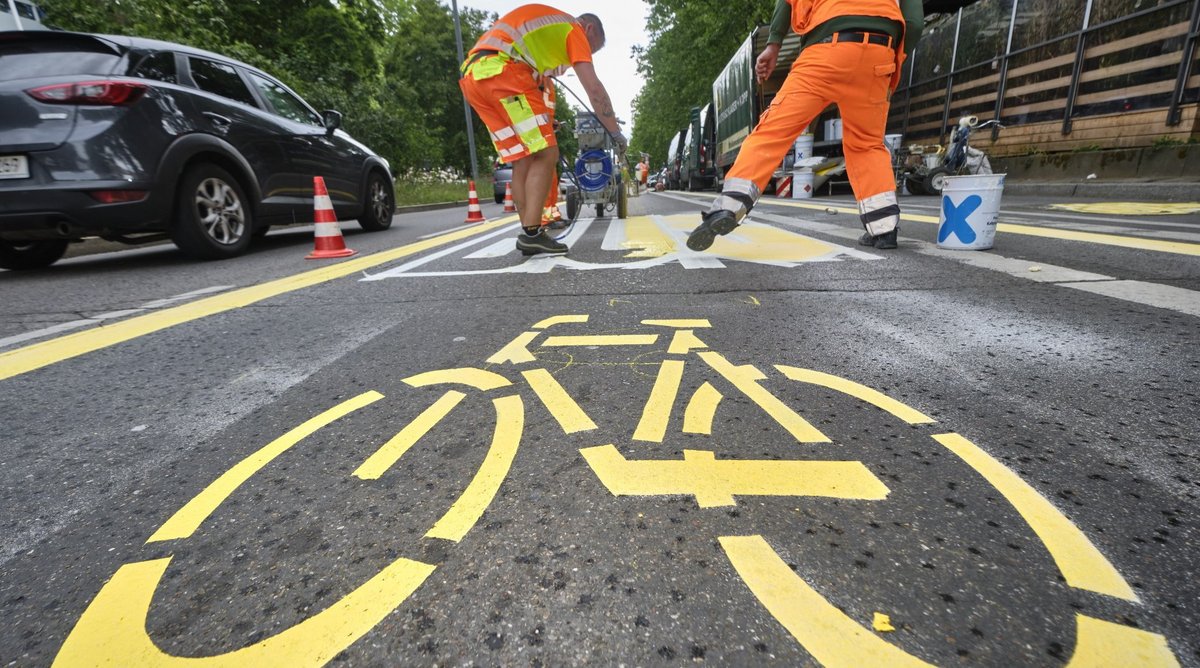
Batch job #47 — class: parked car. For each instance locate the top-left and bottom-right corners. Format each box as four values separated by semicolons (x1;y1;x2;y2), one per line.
0;30;395;269
492;160;512;203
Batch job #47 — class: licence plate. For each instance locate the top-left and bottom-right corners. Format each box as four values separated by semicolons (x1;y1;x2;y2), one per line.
0;155;30;180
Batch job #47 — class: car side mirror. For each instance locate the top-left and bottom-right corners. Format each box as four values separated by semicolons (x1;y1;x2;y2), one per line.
322;110;343;135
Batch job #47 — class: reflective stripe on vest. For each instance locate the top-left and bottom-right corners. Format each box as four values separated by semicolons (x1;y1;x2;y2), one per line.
499;96;549;153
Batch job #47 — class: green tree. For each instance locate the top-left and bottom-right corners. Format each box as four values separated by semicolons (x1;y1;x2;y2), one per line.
630;0;773;168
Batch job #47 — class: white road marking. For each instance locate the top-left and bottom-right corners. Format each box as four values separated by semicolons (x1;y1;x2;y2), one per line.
0;285;235;349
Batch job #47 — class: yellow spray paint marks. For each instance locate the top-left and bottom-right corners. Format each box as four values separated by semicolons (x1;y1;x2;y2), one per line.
1048;202;1200;216
620;216;677;257
532;314;590;329
776;366;936;425
1065;615;1180;667
543;334;659;347
633;360;686;443
522;368;597;434
699;352;830;443
354;391;466;480
581;445;889;507
933;432;1138;602
405;367;512;390
147;391;384;543
52;555;435;668
719;535;935;667
488;331;540;365
425;395;524;542
682;382;723;435
667;330;709;355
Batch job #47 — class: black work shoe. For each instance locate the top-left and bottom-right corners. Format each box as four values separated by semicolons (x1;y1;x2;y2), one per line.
516;229;568;256
687;210;739;251
858;231;876;246
873;229;898;249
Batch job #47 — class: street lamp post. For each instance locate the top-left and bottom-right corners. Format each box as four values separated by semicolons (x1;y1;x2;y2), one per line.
450;0;479;184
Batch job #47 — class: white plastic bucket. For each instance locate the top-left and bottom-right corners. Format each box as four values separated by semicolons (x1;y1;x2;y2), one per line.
791;169;814;199
793;134;815;163
937;174;1006;250
884;134;902;154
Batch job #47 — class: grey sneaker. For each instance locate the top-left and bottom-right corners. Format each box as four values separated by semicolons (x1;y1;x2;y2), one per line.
516;229;568;256
686;210;739;251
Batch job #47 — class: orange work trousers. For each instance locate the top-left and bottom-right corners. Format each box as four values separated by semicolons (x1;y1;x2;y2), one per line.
719;38;897;212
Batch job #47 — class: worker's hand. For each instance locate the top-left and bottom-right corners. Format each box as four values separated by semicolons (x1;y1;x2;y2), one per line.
755;43;781;83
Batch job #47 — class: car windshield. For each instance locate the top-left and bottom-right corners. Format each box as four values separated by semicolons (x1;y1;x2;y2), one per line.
0;36;122;82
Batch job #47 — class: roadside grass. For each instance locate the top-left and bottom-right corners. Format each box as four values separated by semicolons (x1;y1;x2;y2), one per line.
394;173;490;207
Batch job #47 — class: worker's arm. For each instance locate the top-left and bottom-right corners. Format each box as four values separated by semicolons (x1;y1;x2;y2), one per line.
757;0;791;83
899;0;924;60
573;61;624;141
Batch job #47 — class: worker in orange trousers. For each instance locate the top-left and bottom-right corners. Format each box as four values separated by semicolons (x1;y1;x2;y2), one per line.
688;0;923;252
460;5;625;256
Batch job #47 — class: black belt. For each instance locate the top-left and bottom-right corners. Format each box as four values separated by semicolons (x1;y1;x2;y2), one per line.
461;48;501;74
815;31;893;47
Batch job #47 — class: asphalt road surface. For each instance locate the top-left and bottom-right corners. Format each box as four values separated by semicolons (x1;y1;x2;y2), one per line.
2;189;1198;667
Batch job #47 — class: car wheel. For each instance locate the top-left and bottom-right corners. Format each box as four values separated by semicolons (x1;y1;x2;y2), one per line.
0;240;69;270
358;171;395;231
171;164;252;260
926;167;951;196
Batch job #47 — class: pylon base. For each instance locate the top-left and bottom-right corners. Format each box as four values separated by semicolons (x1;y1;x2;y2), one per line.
306;248;358;260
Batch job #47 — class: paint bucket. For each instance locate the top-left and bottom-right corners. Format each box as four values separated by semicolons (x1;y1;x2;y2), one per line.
793;133;815;163
937;174;1006;250
791;168;814;200
824;118;843;141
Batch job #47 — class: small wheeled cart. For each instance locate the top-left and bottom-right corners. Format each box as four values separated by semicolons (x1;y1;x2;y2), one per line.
563;112;627;221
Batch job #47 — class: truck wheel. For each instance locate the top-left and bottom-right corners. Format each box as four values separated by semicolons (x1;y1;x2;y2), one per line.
0;240;69;270
358;170;395;231
171;163;253;260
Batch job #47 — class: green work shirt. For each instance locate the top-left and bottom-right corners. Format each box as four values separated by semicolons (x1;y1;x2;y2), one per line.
768;0;924;61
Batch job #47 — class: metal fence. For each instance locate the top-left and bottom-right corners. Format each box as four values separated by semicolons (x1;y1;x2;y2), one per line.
882;0;1200;155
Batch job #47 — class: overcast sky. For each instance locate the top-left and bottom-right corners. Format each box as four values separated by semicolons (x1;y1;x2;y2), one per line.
458;0;652;135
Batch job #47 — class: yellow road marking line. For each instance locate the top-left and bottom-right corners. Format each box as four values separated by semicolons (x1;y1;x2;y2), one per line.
776;366;936;424
0;217;518;382
52;555;435;667
353;391;465;480
1050;202;1200;216
147;391;382;543
522;368;597;434
641;319;713;328
542;335;659;347
685;192;1200;257
404;367;512;390
1065;615;1180;667
531;314;589;329
668;330;709;355
487;331;539;365
633;359;685;443
699;351;830;443
683;382;722;435
933;432;1138;601
719;535;935;667
582;446;889;507
425;395;523;542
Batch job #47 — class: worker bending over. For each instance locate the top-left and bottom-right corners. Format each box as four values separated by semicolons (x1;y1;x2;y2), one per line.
688;0;923;252
460;4;626;255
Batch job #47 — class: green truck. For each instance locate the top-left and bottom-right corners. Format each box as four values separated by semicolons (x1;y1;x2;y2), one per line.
711;28;806;185
680;103;717;191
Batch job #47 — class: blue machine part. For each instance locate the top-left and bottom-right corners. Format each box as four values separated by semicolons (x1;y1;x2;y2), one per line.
575;149;613;193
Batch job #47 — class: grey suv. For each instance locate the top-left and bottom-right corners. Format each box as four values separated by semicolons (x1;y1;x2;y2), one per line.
0;31;395;269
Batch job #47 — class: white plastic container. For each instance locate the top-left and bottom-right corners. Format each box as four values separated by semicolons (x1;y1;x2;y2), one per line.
884;134;902;154
793;134;815;163
791;169;814;199
937;174;1006;250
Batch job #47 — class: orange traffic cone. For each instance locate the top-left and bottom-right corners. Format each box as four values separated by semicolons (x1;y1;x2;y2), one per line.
503;182;516;213
306;176;356;259
465;181;486;224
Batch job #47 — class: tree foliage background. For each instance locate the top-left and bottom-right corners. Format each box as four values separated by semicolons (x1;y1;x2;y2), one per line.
36;0;579;176
629;0;774;170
